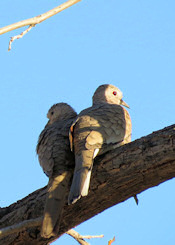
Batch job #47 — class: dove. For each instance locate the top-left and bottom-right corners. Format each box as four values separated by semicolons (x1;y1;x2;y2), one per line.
36;103;77;238
68;84;132;205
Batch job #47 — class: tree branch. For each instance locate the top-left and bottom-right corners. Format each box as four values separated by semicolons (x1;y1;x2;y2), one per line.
0;124;175;244
0;219;103;245
0;0;81;50
0;0;81;35
0;217;42;239
66;229;89;245
8;24;35;51
108;236;115;245
66;229;103;245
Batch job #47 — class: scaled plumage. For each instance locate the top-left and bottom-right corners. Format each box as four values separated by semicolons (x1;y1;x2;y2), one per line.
68;84;132;204
37;103;77;238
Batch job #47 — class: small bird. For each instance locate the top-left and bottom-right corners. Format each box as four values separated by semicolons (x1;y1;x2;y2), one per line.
36;103;77;238
68;84;132;205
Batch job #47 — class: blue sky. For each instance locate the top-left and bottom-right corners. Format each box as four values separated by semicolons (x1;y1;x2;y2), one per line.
0;0;175;244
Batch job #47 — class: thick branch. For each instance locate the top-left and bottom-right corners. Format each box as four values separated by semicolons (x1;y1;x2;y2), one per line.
0;220;103;245
0;124;175;244
0;217;42;239
0;0;81;35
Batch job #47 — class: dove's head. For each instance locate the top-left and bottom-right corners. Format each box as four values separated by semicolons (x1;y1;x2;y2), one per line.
47;103;77;124
92;84;130;108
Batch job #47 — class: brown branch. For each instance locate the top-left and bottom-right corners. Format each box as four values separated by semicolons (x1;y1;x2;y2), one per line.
0;217;42;239
0;124;175;244
0;218;103;245
133;194;139;205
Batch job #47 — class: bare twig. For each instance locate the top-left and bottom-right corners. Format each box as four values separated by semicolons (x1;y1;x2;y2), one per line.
66;229;90;245
0;0;81;35
0;0;81;50
133;194;139;205
66;229;104;245
108;236;115;245
0;217;42;239
8;24;35;51
81;234;104;239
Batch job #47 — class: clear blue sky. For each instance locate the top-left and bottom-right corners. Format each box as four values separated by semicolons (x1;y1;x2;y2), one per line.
0;0;175;244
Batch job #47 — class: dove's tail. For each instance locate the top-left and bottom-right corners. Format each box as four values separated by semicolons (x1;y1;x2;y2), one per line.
68;149;96;205
41;171;71;238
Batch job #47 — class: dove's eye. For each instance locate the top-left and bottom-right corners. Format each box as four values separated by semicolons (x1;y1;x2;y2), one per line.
113;91;117;96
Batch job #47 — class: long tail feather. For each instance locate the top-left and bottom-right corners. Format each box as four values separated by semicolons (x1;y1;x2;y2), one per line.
68;150;94;205
41;172;71;238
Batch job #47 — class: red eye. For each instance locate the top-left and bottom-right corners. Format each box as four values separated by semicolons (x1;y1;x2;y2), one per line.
113;91;117;96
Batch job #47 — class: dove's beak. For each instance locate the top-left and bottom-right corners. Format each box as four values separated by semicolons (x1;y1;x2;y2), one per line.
120;99;130;109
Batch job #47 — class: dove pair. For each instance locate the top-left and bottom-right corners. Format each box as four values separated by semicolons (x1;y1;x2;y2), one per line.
37;84;132;238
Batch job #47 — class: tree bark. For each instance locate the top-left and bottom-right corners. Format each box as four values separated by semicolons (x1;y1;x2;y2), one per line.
0;124;175;244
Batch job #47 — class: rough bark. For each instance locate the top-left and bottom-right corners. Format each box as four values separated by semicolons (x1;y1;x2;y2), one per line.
0;124;175;244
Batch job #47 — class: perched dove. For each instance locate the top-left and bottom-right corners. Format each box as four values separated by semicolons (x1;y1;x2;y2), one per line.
37;103;77;238
68;84;132;204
